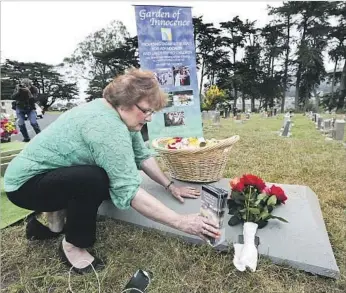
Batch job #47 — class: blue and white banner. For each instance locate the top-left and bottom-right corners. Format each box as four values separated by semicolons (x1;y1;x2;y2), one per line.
134;5;203;141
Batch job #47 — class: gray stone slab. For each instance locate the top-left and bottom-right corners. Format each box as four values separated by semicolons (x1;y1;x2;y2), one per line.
317;117;323;130
98;172;340;279
208;110;216;120
334;120;345;141
323;119;331;131
281;115;291;130
224;110;230;118
201;111;208;120
212;111;221;125
281;120;291;137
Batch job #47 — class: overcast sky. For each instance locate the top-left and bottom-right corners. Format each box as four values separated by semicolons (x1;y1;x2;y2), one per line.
1;1;283;64
1;1;286;99
1;1;336;100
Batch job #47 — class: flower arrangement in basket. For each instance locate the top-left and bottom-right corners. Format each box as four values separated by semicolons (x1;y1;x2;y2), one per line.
152;135;240;182
227;174;288;272
0;117;18;142
164;137;218;150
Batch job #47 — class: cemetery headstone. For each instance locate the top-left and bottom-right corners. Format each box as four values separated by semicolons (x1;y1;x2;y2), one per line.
333;120;345;141
206;111;211;120
209;110;216;121
315;114;320;126
233;108;238;117
212;111;221;125
281;120;291;137
202;111;208;120
282;114;291;130
317;117;323;130
321;119;332;135
224;110;230;119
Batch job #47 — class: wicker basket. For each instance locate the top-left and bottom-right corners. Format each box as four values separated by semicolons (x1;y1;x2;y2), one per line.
152;135;240;183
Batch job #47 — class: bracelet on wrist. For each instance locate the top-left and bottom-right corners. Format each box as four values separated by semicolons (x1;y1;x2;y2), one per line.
165;181;174;190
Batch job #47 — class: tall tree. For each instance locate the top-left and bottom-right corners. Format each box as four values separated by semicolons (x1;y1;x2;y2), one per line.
268;2;294;113
297;43;326;109
288;1;332;109
193;16;221;101
85;36;140;100
328;1;346;110
241;43;265;111
260;23;285;109
203;36;229;86
84;74;105;101
220;16;246;107
93;36;139;76
63;20;129;99
239;20;264;111
0;59;79;109
328;36;344;101
261;23;285;77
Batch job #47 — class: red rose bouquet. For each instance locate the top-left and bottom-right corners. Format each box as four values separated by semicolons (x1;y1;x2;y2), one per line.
227;174;288;272
228;174;288;228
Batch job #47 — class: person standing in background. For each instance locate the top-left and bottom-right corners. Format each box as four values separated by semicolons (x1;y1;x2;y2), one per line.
12;78;41;142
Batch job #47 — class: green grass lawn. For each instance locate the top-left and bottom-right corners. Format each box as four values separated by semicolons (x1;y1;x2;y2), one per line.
1;141;32;229
0;180;32;230
1;114;345;293
1;141;25;152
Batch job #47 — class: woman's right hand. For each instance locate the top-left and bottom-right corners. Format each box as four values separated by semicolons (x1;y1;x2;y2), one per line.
177;213;221;242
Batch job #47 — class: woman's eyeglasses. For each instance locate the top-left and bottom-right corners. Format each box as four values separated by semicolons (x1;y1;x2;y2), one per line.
135;104;155;116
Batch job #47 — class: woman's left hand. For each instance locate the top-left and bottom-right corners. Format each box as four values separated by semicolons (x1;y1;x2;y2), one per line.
169;185;200;203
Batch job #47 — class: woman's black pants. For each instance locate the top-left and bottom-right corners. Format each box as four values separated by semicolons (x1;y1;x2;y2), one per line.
6;165;110;248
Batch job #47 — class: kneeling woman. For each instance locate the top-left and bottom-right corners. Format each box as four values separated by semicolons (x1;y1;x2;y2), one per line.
4;69;220;274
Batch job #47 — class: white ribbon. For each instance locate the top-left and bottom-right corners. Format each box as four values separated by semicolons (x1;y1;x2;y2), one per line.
233;222;258;272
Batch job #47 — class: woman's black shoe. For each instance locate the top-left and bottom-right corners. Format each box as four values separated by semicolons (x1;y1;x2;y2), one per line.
26;216;64;240
58;242;105;275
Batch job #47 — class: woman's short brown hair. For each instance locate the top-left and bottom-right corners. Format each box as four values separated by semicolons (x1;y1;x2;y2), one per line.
103;68;167;111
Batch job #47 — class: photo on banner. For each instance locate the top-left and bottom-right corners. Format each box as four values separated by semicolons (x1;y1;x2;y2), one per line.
134;5;203;143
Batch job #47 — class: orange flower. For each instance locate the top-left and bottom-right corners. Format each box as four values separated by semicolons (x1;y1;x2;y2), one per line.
230;177;245;192
230;177;240;189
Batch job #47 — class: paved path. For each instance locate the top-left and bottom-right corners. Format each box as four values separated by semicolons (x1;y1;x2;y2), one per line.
12;113;61;142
